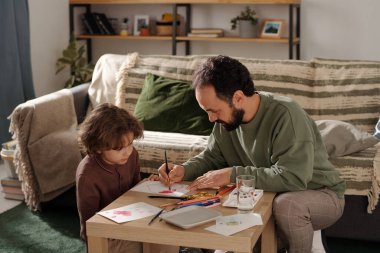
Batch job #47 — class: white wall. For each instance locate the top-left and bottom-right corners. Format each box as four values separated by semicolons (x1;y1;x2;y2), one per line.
301;0;380;60
29;0;380;97
29;0;69;97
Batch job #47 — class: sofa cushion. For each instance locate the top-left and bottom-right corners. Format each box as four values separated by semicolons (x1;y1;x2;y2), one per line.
317;120;379;157
116;53;206;115
311;58;380;133
134;73;213;135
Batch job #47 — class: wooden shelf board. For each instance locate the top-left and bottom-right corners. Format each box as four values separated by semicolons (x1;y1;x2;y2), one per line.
76;35;299;44
177;36;300;44
77;35;172;40
70;0;301;5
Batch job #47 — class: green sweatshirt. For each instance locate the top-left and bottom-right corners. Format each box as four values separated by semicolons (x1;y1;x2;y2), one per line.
183;92;346;198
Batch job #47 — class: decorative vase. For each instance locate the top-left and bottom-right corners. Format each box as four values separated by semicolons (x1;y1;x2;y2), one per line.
238;20;257;38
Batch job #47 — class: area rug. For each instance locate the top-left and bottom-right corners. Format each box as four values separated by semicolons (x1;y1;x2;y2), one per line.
0;187;84;253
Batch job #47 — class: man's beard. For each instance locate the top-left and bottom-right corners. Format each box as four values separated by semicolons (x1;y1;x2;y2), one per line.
217;107;244;131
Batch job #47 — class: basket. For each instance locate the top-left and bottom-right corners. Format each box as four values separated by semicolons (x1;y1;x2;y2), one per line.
156;21;180;36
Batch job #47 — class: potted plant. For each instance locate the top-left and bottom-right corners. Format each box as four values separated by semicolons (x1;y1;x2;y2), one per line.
56;35;94;88
139;24;150;36
230;6;259;38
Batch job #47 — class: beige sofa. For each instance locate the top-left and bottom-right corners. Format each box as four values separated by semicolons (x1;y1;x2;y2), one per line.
9;53;380;241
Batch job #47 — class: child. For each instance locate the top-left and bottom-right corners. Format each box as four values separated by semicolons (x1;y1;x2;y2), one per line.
76;103;177;253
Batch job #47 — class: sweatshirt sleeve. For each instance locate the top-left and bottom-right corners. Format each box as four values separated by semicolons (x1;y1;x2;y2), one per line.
76;174;101;241
183;132;228;180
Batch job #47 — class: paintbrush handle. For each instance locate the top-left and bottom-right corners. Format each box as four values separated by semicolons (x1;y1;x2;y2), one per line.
148;209;164;225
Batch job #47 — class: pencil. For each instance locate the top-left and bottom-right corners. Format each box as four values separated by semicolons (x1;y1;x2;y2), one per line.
217;184;236;196
148;209;164;225
165;150;171;191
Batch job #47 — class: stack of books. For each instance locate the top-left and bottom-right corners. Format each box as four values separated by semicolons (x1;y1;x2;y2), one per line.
187;28;224;38
1;140;23;201
1;177;23;200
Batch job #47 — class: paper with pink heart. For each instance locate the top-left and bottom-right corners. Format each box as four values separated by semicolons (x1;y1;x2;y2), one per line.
97;202;161;223
130;180;189;196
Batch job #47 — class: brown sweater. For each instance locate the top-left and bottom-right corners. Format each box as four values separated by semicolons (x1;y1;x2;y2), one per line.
76;149;141;241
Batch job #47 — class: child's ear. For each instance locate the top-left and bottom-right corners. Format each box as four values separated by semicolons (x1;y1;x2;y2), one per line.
96;150;102;154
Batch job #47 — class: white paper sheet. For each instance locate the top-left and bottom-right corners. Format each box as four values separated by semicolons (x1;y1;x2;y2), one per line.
130;180;189;197
97;202;161;224
205;213;263;236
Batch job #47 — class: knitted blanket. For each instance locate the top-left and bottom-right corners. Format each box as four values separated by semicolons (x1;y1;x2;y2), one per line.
9;89;82;211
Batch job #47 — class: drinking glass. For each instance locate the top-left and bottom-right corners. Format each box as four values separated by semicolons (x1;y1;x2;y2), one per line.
236;175;255;213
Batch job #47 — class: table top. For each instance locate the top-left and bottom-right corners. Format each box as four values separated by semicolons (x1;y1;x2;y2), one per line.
86;185;276;252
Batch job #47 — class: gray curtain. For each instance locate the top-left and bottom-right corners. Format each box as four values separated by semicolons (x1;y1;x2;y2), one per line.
0;0;35;144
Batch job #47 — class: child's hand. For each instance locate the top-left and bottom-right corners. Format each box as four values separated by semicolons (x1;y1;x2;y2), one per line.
147;174;159;181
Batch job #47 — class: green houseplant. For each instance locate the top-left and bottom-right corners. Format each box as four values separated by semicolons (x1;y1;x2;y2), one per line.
56;35;94;88
230;6;258;30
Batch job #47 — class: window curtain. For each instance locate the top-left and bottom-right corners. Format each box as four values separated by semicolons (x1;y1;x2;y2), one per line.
0;0;35;144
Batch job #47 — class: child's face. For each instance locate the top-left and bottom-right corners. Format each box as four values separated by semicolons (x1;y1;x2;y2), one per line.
100;132;134;165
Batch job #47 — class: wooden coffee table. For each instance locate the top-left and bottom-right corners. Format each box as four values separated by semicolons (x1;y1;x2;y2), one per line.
86;187;276;253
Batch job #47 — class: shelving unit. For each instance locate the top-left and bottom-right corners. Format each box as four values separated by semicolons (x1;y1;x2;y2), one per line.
69;0;301;62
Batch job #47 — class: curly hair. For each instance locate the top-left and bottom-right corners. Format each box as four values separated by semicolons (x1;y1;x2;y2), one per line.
193;55;255;103
78;103;143;155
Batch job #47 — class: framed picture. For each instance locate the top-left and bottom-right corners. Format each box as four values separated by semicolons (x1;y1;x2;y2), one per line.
260;19;284;38
134;15;149;36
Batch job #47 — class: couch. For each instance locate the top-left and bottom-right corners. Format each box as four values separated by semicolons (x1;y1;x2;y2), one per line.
9;53;380;242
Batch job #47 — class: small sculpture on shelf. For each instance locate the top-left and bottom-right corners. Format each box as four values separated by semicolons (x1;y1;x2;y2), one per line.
120;18;129;36
230;6;259;38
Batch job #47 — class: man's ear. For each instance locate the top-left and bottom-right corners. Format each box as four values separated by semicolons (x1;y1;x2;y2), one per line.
233;90;244;106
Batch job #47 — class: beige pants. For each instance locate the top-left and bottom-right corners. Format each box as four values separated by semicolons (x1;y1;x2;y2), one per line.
108;239;179;253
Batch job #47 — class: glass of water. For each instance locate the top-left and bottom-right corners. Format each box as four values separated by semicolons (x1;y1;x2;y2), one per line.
236;175;255;213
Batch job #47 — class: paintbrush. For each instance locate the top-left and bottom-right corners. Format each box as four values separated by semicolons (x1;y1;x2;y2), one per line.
165;150;171;191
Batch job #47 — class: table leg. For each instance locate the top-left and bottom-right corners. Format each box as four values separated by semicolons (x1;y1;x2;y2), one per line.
261;216;277;253
88;236;108;253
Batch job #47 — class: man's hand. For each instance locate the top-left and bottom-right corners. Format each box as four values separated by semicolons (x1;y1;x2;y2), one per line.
188;167;233;191
158;163;185;186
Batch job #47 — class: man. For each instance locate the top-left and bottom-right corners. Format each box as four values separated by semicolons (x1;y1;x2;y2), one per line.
158;55;345;253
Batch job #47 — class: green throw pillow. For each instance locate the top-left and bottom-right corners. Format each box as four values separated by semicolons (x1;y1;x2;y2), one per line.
134;73;213;135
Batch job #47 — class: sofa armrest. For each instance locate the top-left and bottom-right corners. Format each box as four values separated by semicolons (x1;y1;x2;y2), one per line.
69;82;90;124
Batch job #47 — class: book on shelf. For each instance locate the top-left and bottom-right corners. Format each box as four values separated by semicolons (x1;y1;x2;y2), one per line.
1;177;21;188
3;192;24;201
187;33;223;38
93;13;116;35
190;28;224;34
83;12;102;35
82;12;116;35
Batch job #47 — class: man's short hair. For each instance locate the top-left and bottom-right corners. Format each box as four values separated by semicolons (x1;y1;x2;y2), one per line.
193;55;255;102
